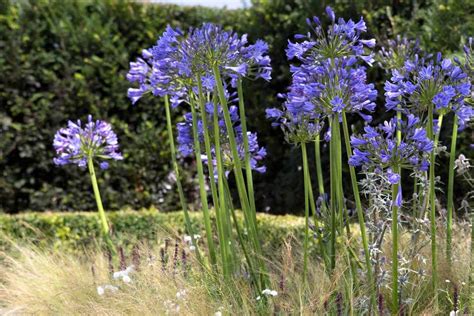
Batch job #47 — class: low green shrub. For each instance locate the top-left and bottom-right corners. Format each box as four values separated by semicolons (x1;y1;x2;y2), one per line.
0;210;308;252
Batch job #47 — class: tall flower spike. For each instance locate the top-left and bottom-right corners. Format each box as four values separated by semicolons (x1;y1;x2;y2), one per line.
127;23;272;107
177;103;266;178
53;115;123;169
377;35;425;72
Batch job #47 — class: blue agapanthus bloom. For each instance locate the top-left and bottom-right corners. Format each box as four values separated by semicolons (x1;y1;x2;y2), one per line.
177;103;266;177
53;115;123;169
349;114;434;180
127;23;271;107
267;8;377;144
377;35;425;71
384;52;472;128
286;6;375;65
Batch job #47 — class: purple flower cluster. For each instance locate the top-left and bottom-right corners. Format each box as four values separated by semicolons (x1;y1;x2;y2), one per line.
377;36;424;71
53;115;123;169
384;52;472;128
267;7;377;143
177;103;266;177
286;6;375;65
349;114;434;183
127;23;271;107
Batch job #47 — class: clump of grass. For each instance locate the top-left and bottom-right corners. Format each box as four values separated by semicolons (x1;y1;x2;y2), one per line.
0;222;471;315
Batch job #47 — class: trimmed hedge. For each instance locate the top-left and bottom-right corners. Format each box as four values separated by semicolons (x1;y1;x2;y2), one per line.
0;210;309;252
1;0;472;214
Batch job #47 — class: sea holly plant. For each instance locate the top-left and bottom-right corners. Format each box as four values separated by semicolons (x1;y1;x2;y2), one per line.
349;114;434;313
127;23;271;289
267;7;376;298
53;115;123;253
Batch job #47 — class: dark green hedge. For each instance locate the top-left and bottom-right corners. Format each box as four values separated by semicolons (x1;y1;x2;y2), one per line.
1;0;472;214
0;210;307;252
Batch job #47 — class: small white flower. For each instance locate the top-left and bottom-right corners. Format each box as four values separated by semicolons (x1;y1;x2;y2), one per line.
189;245;196;251
97;286;105;296
193;234;201;240
262;288;278;297
97;284;118;296
214;312;222;316
176;289;187;299
122;275;132;283
184;235;192;243
449;310;459;316
445;279;451;283
256;296;261;301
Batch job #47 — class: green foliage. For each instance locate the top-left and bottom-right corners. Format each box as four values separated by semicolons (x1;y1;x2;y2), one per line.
0;209;306;252
1;0;472;214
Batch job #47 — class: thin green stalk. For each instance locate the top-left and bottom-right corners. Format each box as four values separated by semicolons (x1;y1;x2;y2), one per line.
164;95;201;261
301;142;310;283
329;117;337;272
190;104;217;265
446;114;458;265
307;163;330;269
87;157;116;255
391;182;399;314
341;112;376;309
196;77;230;276
224;178;261;291
314;123;325;196
212;65;264;266
427;105;439;308
237;79;257;220
211;93;232;279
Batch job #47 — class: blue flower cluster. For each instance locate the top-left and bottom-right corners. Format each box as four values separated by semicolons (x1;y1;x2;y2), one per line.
377;35;424;71
127;23;271;107
53;115;123;169
384;53;472;128
349;114;434;183
176;103;266;177
266;7;377;143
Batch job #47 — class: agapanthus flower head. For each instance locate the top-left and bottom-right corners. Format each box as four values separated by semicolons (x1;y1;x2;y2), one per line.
384;52;472;128
265;104;324;144
282;57;377;122
53;115;123;169
177;102;266;178
349;114;434;181
286;6;375;65
127;23;271;107
377;35;425;71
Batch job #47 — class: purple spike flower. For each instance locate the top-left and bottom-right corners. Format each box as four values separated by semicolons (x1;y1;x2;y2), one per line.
53;115;123;169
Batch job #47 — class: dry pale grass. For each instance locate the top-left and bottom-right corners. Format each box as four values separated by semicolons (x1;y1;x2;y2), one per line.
0;222;472;315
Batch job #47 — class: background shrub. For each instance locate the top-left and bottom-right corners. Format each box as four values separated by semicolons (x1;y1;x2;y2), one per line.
1;0;472;214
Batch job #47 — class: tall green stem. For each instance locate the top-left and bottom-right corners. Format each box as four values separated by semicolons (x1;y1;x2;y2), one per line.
329;115;343;272
211;93;233;278
391;182;400;314
427;105;440;308
237;79;257;220
164;96;201;261
87;157;115;255
314;122;325;196
341;112;376;309
446;114;458;265
212;64;266;285
190;104;217;265
195;77;230;275
301;142;310;283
